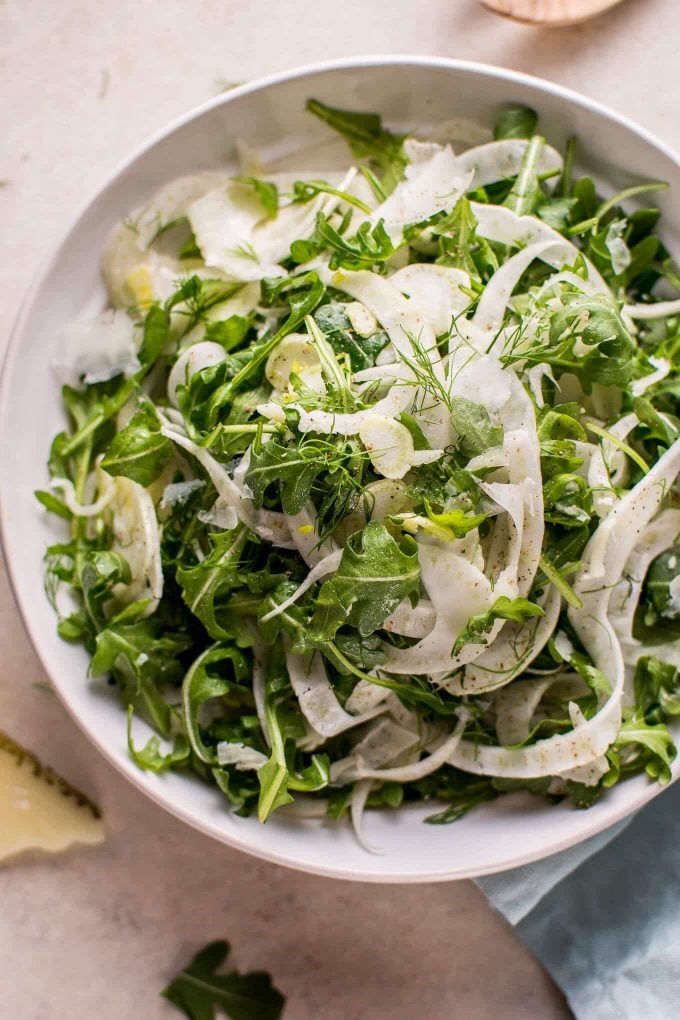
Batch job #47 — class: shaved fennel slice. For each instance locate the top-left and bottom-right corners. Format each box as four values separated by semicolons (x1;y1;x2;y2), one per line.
573;440;617;518
260;548;343;622
51;467;115;518
383;598;436;638
623;298;680;320
381;540;494;675
285;650;385;738
189;169;354;281
470;202;610;294
294;382;415;437
338;715;468;784
285;502;339;566
158;423;293;548
370;146;472;239
599;413;639;488
168;341;227;406
330;719;422;784
451;443;680;778
472;239;570;336
457;138;562;188
609;508;680;652
344;680;391;715
526;363;557;408
492;670;578;747
631;357;672;396
388;264;471;336
350;779;381;854
216;742;268;770
448;584;561;696
102;171;228;306
358;416;418;480
110;476;163;612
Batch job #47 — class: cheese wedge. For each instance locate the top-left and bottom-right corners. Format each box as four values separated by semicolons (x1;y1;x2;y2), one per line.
0;731;105;863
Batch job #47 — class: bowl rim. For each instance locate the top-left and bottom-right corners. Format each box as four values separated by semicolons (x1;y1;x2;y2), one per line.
3;54;680;883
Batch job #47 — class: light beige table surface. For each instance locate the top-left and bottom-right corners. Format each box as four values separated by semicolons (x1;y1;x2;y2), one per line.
1;1;677;1017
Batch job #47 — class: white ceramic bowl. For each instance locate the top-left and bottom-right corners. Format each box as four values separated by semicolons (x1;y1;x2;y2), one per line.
3;57;680;882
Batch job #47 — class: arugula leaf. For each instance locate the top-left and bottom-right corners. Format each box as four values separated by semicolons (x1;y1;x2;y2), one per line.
162;940;285;1020
453;596;544;655
245;432;337;516
605;711;677;786
127;705;190;773
182;643;251;764
139;304;171;365
450;397;504;458
177;527;249;641
257;648;329;821
634;655;680;722
204;314;253;352
306;99;407;194
292;178;372;214
91;610;194;737
309;522;420;642
423;500;487;538
504;135;546;217
313;213;396;271
313;302;388;371
101;399;173;486
494;105;538;140
434;197;493;280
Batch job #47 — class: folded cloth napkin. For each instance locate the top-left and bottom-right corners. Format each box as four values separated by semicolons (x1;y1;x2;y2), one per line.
477;782;680;1019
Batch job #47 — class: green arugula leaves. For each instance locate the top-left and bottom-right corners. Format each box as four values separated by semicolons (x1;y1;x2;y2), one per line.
101;400;173;486
453;596;544;655
310;523;420;642
306;98;407;194
163;940;285;1020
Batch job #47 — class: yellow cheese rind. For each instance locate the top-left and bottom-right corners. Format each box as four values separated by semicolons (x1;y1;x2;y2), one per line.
0;731;105;863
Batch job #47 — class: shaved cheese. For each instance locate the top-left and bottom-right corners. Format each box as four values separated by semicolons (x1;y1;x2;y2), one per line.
0;731;104;863
52;310;140;390
216;742;268;770
160;479;205;510
344;301;379;338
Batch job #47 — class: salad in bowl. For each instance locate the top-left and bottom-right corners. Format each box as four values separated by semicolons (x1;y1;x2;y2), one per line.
37;93;680;845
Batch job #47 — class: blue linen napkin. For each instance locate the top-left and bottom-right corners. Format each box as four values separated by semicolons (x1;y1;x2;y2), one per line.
477;782;680;1019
